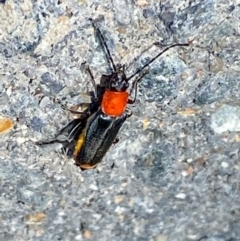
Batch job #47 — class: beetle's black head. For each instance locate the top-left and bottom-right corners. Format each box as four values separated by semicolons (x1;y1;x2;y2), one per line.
108;66;129;92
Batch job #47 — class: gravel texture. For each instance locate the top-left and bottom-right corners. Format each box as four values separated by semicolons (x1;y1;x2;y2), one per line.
1;0;240;241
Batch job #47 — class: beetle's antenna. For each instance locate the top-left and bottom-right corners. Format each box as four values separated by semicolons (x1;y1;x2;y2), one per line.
90;18;117;72
127;43;189;81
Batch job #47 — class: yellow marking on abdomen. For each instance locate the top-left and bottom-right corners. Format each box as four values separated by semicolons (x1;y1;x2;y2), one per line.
73;132;85;158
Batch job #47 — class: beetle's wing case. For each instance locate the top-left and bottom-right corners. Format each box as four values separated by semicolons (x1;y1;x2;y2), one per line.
75;109;128;167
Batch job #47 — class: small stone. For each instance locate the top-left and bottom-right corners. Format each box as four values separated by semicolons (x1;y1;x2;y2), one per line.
136;0;149;7
6;86;12;96
187;158;193;163
40;72;64;96
187;166;194;174
0;117;13;134
39;96;51;109
25;212;46;224
221;161;229;168
114;195;125;204
58;15;69;24
118;214;125;222
0;92;9;105
89;184;98;191
182;166;194;176
4;3;13;12
142;118;150;130
30;116;44;132
209;57;224;73
16;137;26;144
153;234;168;241
175;193;186;199
181;170;188;177
75;234;82;240
128;197;135;207
83;230;92;239
235;134;240;142
177;108;199;116
35;228;45;237
211;104;240;133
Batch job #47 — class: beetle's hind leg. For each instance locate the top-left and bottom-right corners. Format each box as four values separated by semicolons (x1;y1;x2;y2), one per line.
36;137;76;158
35;138;68;146
61;140;76;157
36;118;86;146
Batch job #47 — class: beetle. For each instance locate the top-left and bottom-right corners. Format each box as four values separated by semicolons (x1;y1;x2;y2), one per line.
37;19;189;169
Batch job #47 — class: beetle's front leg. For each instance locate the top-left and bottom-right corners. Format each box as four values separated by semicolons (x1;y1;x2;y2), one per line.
81;63;98;100
125;108;132;118
127;70;149;104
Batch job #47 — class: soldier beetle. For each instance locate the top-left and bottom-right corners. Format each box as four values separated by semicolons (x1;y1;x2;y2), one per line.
37;19;189;169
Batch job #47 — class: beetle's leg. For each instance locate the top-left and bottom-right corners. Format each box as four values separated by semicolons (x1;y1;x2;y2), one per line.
127;70;149;104
125;108;132;118
61;104;90;118
84;65;98;100
62;141;75;157
36;139;68;145
36;118;86;147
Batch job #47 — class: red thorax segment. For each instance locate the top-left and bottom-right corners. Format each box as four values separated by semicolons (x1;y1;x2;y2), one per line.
101;90;129;116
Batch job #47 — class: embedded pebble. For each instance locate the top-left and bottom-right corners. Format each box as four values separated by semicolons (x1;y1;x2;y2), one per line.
221;161;229;168
0;117;13;133
153;234;168;241
0;92;9;105
39;96;51;109
211;105;240;133
175;193;186;199
25;212;46;224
